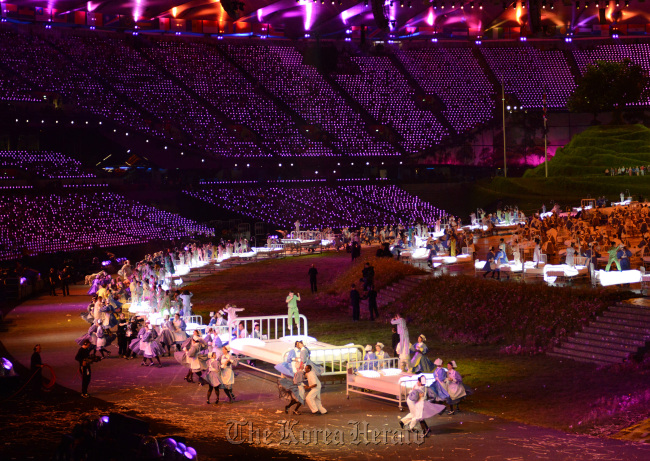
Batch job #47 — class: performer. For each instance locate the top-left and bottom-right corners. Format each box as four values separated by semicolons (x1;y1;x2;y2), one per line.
171;313;188;350
219;345;238;403
205;352;222;405
278;368;305;415
294;220;301;235
533;238;542;268
443;361;467;414
360;345;377;371
296;340;323;375
116;313;129;358
304;364;327;415
308;264;318;294
177;331;208;382
158;314;176;356
286;291;301;332
566;243;576;267
391;313;410;372
75;340;94;398
400;375;444;436
375;343;389;361
94;323;112;359
274;346;299;377
617;244;632;271
606;241;622;272
179;290;194;317
138;322;163;368
483;247;500;280
410;335;434;373
224;304;245;339
428;358;450;403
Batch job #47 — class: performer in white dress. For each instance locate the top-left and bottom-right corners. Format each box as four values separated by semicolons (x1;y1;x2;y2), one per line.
400;375;444;436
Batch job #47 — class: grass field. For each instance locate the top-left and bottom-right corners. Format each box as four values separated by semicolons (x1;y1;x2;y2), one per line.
462;124;650;214
186;248;650;439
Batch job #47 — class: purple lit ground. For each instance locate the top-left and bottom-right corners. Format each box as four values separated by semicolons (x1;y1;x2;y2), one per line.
1;247;650;460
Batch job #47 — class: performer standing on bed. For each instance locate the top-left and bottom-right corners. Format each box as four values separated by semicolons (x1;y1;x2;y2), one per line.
286;291;301;332
391;313;410;372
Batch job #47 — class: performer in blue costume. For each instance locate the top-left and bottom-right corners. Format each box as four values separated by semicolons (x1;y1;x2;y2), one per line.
410;335;434;373
428;358;451;403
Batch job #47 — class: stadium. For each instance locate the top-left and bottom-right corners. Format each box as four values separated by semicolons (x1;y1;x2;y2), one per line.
1;1;650;460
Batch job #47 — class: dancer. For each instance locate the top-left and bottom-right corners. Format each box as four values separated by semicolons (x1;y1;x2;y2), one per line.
205;352;222;405
171;313;188;351
304;364;327;415
428;358;450;404
138;322;163;368
410;335;434;373
443;361;467;414
286;291;301;333
94;322;112;359
400;375;444;436
296;340;323;375
391;313;410;372
274;346;299;377
278;368;305;415
219;345;238;403
158;314;176;357
177;330;208;382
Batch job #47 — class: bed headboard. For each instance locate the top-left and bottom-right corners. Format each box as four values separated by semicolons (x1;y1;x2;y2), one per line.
234;314;308;339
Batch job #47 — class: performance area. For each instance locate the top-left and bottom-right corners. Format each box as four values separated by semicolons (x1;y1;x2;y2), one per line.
2;253;650;461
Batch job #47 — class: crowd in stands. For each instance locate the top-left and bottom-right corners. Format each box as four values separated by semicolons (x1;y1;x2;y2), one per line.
0;192;213;261
183;185;448;228
396;48;494;132
0;151;96;179
5;28;648;159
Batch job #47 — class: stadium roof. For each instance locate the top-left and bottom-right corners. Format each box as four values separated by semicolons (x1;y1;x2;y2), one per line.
5;1;649;38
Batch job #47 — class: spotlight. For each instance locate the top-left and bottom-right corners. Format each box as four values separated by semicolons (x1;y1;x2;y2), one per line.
400;0;404;7
550;1;554;8
1;357;16;377
542;0;546;7
470;1;474;7
575;1;579;8
625;0;629;6
479;1;482;8
585;1;589;6
433;1;437;8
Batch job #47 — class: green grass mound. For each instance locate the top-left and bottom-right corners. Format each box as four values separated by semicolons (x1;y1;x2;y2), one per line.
525;124;650;177
392;275;632;351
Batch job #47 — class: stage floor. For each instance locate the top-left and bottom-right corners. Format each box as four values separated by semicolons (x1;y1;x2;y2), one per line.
2;284;650;460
